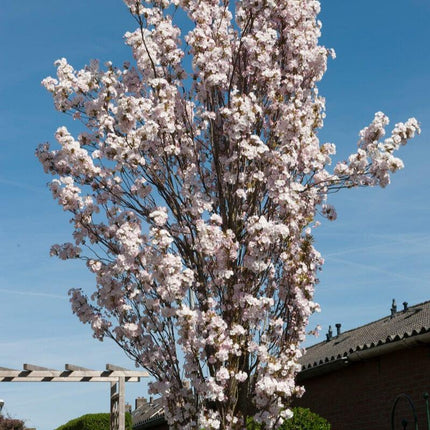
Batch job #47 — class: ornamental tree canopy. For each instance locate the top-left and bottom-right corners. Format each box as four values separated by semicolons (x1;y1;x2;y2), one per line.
37;0;420;429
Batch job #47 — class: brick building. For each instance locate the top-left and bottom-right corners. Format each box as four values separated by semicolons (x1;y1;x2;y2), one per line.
296;299;430;430
131;300;430;430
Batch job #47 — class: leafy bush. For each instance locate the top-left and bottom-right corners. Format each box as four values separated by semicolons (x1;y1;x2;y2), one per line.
247;407;331;430
281;407;330;430
0;415;26;430
55;413;132;430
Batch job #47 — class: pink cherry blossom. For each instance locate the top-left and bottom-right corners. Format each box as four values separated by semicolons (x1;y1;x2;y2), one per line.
37;0;420;428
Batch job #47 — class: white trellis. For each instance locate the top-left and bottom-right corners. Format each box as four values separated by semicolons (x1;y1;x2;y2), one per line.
0;364;148;430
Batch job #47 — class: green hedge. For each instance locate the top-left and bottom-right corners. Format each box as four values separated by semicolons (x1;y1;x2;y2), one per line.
55;413;132;430
248;407;331;430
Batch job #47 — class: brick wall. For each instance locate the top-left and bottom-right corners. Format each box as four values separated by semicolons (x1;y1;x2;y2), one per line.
295;344;430;430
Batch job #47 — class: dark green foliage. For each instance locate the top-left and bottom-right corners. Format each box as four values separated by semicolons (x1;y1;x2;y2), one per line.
280;408;330;430
55;413;132;430
247;407;331;430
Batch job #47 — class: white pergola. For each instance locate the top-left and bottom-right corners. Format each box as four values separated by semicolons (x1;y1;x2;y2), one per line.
0;364;148;430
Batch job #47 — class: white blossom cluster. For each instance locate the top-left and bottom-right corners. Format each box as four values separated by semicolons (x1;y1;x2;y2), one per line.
37;0;419;428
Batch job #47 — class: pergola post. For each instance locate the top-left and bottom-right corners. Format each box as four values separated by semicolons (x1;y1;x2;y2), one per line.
118;377;125;430
110;380;119;430
110;377;125;430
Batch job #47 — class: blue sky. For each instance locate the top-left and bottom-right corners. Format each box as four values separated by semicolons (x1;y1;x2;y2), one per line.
0;1;429;429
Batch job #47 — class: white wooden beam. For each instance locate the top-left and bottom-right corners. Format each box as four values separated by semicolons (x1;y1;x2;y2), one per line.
0;370;146;378
106;364;127;371
0;376;140;382
106;363;149;377
0;365;147;382
23;364;55;371
65;364;93;371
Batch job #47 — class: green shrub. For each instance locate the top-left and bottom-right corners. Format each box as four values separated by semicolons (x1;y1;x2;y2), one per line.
280;407;330;430
55;413;132;430
247;407;330;430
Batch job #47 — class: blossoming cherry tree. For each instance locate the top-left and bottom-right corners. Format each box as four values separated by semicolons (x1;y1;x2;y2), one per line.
37;0;419;428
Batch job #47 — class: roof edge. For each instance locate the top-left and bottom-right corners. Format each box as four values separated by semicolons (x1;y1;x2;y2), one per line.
298;330;430;378
348;330;430;362
297;357;348;382
134;416;166;430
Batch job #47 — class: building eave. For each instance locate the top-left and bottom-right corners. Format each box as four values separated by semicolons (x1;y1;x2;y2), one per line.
298;330;430;380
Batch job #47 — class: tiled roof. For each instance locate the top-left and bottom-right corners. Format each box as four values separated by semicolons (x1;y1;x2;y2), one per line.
300;300;430;372
132;397;165;428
